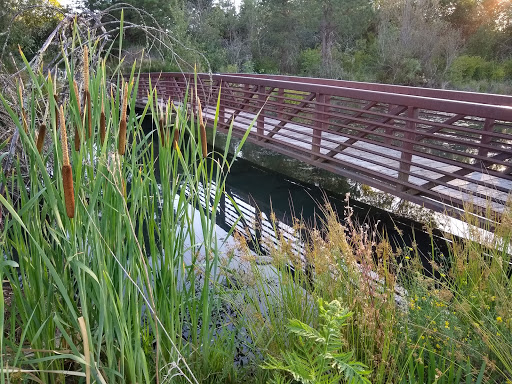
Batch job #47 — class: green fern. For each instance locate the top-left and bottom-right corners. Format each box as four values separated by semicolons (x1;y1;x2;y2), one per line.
262;298;371;384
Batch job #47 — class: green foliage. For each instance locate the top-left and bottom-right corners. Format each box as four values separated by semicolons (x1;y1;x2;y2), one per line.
448;55;509;84
262;298;371;384
299;47;322;77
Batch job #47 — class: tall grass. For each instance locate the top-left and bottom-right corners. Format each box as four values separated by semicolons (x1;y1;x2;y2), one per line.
0;24;252;383
232;199;512;384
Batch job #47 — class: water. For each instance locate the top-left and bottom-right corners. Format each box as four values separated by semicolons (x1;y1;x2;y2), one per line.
142;116;450;268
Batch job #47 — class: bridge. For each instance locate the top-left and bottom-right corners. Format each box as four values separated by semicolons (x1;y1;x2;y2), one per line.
135;72;512;224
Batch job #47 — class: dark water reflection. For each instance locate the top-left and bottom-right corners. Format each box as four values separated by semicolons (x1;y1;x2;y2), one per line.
143;117;450;270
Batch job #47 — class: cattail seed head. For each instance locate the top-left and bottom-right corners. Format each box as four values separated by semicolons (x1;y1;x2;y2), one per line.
59;105;70;166
83;46;89;92
121;82;128;122
62;164;75;218
36;124;46;154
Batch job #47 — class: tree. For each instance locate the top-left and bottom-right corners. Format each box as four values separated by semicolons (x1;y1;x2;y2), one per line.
304;0;374;78
0;0;63;66
376;0;463;86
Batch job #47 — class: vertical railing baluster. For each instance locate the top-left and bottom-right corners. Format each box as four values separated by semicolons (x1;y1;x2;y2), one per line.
397;106;418;191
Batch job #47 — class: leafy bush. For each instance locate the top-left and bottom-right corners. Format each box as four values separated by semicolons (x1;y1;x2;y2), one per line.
262;298;371;384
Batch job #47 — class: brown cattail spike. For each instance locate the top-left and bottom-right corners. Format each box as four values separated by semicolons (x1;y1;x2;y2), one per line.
197;97;207;158
118;82;128;156
36;124;46;154
59;105;74;218
60;105;69;166
62;165;75;218
83;46;89;92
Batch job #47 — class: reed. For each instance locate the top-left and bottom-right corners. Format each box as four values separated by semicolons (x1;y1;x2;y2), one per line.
159;116;165;146
83;46;92;138
197;96;207;158
73;79;81;151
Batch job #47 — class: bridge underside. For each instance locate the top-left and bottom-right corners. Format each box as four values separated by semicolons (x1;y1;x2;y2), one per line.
136;73;512;226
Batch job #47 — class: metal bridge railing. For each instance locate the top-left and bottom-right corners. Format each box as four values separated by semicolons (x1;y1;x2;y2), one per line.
136;72;512;222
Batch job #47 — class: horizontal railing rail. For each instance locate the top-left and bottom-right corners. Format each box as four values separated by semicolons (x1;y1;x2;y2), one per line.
135;72;512;223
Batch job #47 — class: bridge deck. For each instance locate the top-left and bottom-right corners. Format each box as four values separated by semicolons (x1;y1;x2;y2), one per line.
136;73;512;224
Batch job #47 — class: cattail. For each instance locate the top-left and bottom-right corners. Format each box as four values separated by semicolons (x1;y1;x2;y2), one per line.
60;105;75;219
73;80;81;151
83;46;92;138
100;96;106;145
36;124;46;154
197;97;207;158
83;46;89;93
118;82;128;155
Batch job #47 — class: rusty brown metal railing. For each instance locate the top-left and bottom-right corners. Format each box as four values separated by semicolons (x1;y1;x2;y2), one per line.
136;72;512;224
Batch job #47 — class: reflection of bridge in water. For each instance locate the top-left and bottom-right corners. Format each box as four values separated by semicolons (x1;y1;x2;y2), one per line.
137;72;512;225
188;179;307;261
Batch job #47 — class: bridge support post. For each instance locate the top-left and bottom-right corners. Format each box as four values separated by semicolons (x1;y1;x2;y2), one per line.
397;106;418;192
313;93;327;158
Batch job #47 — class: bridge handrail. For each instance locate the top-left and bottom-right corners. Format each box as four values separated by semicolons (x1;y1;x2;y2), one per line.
135;71;512;223
223;72;512;106
137;72;512;121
